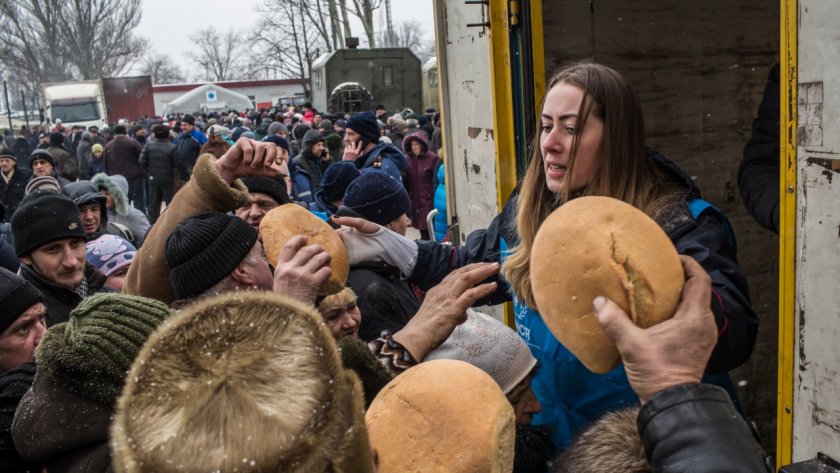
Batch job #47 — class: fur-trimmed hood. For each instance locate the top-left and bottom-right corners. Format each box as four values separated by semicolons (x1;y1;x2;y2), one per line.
91;173;130;217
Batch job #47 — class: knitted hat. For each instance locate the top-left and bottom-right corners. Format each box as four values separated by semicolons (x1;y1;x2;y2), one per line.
242;176;291;206
112;291;373;473
263;134;290;153
182;114;196;125
24;175;61;195
11;190;86;257
0;267;43;334
346;112;379;142
335;119;347;129
425;309;538;394
321;161;361;202
0;147;15;161
86;235;137;277
114;125;127;135
165;212;258;300
343;171;410;226
318;119;333;131
49;132;63;146
35;293;171;405
91;143;104;154
267;121;288;136
29;149;55;169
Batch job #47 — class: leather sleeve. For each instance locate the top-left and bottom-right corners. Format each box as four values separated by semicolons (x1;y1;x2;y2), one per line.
638;384;771;473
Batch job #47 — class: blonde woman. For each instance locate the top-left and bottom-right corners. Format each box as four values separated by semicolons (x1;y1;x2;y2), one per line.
336;62;756;448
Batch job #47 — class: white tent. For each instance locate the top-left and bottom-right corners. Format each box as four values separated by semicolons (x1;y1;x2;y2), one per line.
162;83;253;116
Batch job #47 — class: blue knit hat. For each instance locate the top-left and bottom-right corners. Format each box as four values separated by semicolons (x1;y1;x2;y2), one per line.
345;112;379;142
321;162;361;202
343;171;410;226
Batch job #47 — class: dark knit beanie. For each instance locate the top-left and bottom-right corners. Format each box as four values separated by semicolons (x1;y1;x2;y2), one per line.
35;293;171;405
28;149;55;169
165;212;258;300
321;161;361;202
262;134;290;153
343;170;410;226
242;176;291;206
346;112;380;142
182;114;196;125
11;190;86;257
0;147;15;161
0;267;43;334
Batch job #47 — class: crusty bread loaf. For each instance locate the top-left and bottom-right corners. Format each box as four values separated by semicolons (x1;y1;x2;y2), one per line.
259;203;349;295
365;359;515;473
530;196;685;374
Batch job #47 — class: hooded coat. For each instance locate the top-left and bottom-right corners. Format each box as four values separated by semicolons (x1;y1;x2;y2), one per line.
357;141;407;183
402;132;439;232
90;174;150;247
48;145;79;181
291;130;333;204
76;132;94;174
63;180;140;246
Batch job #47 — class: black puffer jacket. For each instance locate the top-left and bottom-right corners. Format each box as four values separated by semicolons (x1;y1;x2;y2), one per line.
347;261;420;342
139;138;180;183
410;149;758;375
0;363;39;473
0;165;33;221
738;64;780;234
638;384;771;472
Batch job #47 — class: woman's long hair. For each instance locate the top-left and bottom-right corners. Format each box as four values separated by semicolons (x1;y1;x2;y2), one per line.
502;62;684;309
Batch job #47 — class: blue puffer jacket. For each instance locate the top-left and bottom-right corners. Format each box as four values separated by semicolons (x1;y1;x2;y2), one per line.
408;149;757;448
433;162;448;241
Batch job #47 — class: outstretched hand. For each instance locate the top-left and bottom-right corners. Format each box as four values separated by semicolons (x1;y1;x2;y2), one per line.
593;255;717;403
393;262;500;361
214;138;282;184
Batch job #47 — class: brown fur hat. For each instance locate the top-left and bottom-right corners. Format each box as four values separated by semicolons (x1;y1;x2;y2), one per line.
111;291;372;473
553;407;650;473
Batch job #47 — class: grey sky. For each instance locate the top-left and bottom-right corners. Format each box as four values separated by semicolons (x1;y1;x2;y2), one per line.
134;0;436;79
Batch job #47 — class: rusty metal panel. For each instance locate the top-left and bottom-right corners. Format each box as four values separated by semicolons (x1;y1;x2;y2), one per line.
793;0;840;460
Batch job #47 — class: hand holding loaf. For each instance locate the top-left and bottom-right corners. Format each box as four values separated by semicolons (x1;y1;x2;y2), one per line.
260;204;350;296
530;196;685;373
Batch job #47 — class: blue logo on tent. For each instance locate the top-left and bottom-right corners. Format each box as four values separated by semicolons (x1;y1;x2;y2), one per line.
206;90;217;102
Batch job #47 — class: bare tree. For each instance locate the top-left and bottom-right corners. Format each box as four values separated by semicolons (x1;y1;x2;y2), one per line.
348;0;382;47
0;0;147;92
140;53;185;85
251;0;327;92
189;28;245;82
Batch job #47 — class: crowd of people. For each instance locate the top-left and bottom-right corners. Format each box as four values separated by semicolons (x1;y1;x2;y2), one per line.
0;61;777;472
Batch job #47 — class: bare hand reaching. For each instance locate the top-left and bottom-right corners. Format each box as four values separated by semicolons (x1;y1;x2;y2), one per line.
272;235;332;305
393;262;500;361
593;255;717;403
214;138;281;184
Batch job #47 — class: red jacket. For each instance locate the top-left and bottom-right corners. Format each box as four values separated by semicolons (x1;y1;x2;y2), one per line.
402;132;439;231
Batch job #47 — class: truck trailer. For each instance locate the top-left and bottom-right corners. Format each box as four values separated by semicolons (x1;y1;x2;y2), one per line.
41;75;155;128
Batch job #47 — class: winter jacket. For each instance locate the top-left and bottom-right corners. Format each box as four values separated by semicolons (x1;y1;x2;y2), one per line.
48;145;79;181
19;263;111;327
12;370;114;473
432;162;448;241
403;133;439;232
291;130;333;204
76;132;94;173
123;154;250;305
103;135;144;180
639;384;771;472
0;236;18;273
0;166;33;221
408;149;757;447
63;180;136;246
12;137;31;163
348;261;421;342
357;142;407;183
174;129;208;178
89;174;150;246
139;137;180;183
739;64;780;234
0;363;38;473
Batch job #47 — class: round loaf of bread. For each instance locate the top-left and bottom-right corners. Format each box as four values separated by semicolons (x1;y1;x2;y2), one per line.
365;359;515;473
259;203;349;295
530;196;685;374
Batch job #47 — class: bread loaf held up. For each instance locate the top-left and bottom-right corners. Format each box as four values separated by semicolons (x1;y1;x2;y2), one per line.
530;196;685;374
365;359;515;473
260;203;349;295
